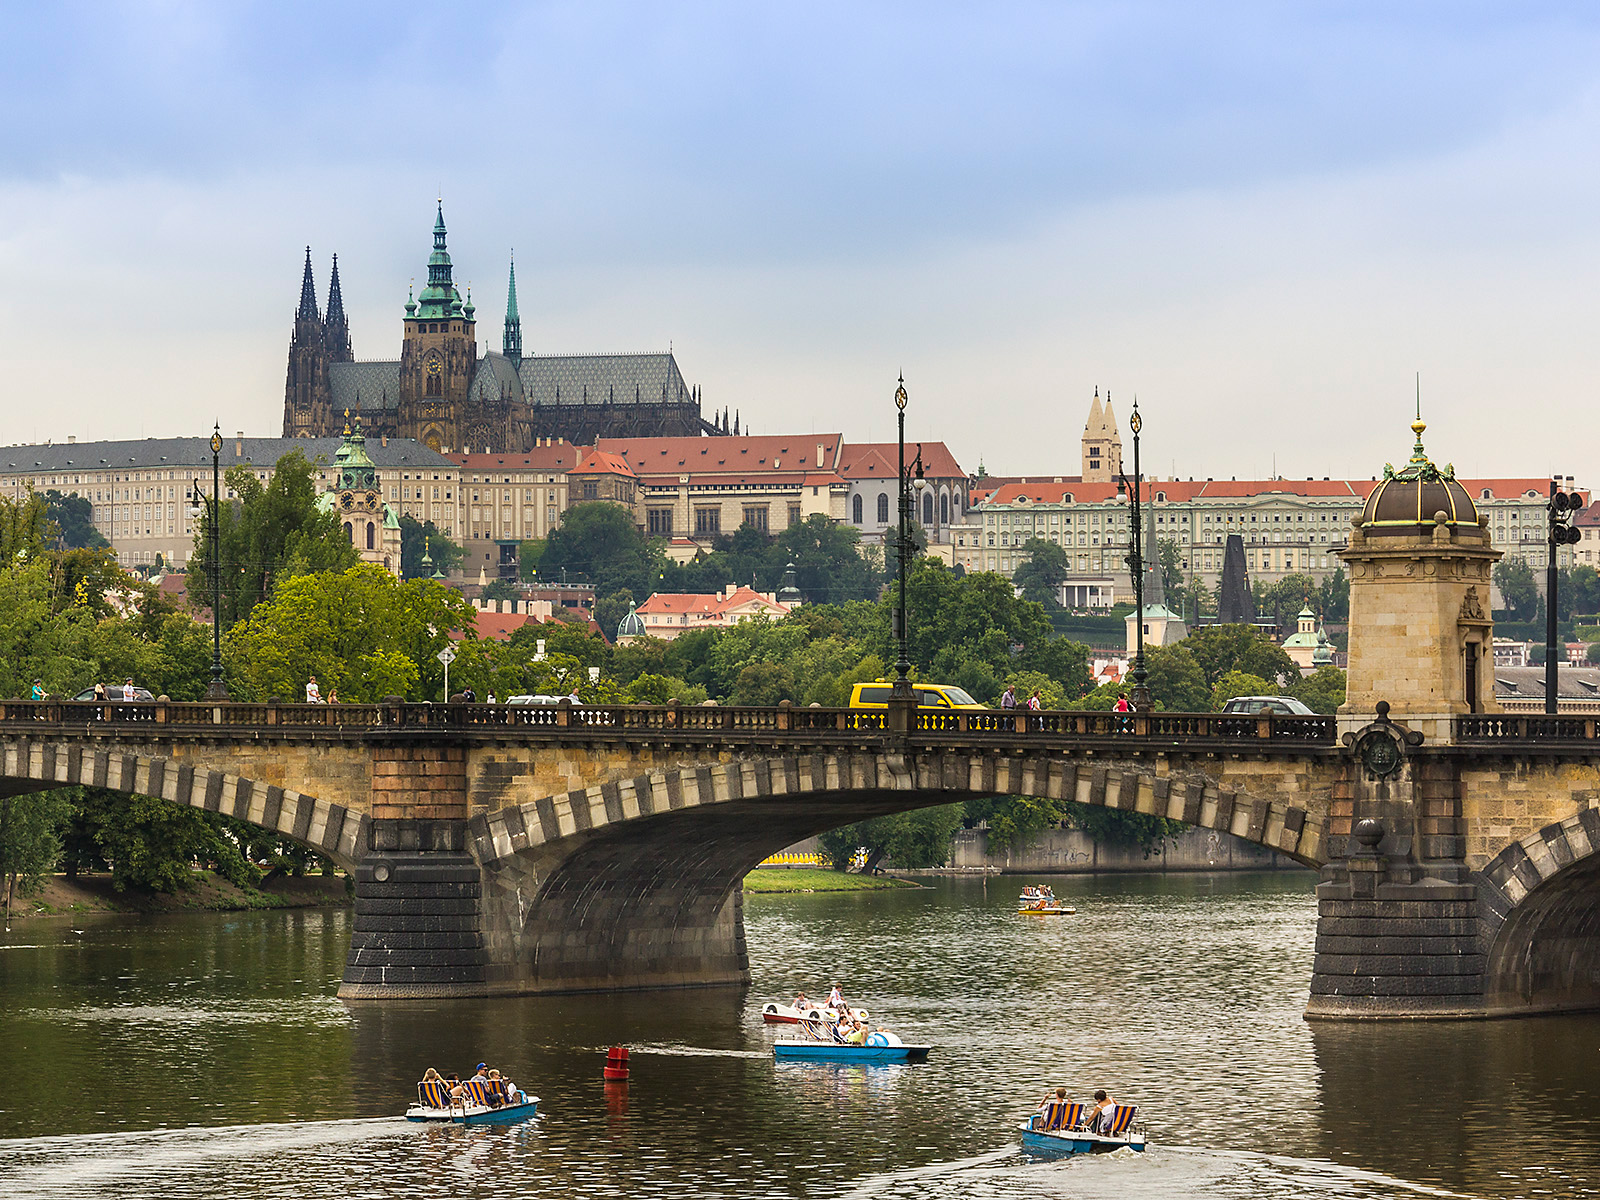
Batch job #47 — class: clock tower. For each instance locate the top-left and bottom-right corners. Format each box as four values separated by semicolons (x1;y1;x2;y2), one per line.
331;414;402;577
397;203;476;452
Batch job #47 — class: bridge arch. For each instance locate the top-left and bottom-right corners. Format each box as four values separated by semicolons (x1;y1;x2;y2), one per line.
0;738;367;872
1479;809;1600;1015
466;749;1328;993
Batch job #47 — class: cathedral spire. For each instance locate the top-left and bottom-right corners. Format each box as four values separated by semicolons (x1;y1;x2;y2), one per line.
324;254;352;362
297;247;319;320
503;253;523;363
416;202;463;318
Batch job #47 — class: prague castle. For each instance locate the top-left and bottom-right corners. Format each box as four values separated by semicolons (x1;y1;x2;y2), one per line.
283;205;725;453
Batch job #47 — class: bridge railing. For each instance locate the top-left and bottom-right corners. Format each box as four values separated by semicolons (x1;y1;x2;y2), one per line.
0;699;1337;745
1456;714;1600;742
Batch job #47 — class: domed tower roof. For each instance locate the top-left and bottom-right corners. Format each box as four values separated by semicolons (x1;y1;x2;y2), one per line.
617;603;645;640
1359;414;1479;536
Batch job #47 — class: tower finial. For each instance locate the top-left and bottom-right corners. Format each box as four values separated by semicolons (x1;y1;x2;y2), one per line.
503;253;523;362
297;247;319;320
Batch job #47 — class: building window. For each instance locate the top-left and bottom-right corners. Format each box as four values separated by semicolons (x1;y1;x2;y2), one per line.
648;509;674;535
922;492;934;525
582;481;599;500
940;494;949;525
788;502;802;527
695;507;721;536
742;505;769;532
853;494;863;523
877;493;889;523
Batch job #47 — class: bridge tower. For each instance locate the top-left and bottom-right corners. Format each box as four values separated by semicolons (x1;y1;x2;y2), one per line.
1309;415;1501;1018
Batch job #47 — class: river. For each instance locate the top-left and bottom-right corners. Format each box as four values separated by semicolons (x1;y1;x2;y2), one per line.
1;872;1596;1199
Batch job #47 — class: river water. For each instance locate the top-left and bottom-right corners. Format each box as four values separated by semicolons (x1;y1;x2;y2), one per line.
1;872;1596;1199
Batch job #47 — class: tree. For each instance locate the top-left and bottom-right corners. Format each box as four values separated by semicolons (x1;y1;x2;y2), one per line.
732;661;797;705
1157;537;1184;598
1012;538;1070;609
771;514;881;604
1144;643;1211;711
1495;559;1539;621
0;790;71;918
1318;569;1351;623
594;589;636;639
1182;625;1299;690
225;565;475;702
818;804;964;872
188;450;359;627
0;490;52;564
1212;669;1274;709
540;502;663;598
41;489;108;550
1293;666;1347;714
481;578;521;603
518;538;546;581
399;515;463;580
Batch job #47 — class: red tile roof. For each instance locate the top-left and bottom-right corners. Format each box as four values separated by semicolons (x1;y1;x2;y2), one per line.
597;435;843;474
637;587;790;618
838;442;966;481
572;448;636;477
448;446;581;470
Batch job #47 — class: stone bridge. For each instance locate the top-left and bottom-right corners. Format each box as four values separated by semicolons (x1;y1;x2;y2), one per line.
4;697;1600;1018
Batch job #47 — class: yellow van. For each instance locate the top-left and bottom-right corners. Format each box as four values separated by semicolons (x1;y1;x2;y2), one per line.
848;681;988;710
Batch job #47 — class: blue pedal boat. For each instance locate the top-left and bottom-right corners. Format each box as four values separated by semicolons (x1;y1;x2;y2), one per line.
773;1033;931;1064
1018;1101;1145;1157
406;1079;541;1124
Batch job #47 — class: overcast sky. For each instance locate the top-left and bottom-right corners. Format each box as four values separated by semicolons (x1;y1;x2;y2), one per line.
6;2;1600;481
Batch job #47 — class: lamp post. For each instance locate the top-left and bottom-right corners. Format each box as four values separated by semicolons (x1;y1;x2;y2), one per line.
890;376;926;701
1116;400;1150;711
203;424;228;700
1546;477;1584;714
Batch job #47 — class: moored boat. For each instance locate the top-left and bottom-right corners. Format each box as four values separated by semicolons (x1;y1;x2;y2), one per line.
1018;1099;1144;1156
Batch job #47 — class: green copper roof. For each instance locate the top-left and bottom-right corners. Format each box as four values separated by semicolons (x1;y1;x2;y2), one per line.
335;414;379;491
503;254;523;360
414;203;465;319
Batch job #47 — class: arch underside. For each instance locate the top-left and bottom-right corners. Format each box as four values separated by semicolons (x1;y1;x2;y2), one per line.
470;753;1329;993
0;739;366;872
1481;809;1600;1015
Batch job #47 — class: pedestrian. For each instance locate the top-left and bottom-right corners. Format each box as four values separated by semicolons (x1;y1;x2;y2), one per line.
30;679;44;701
1026;689;1042;711
326;689;339;704
461;684;476;703
305;675;321;704
1113;692;1130;713
486;691;497;705
123;677;137;702
1000;684;1018;709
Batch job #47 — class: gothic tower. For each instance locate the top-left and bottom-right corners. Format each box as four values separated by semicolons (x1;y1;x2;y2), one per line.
397;204;476;452
1081;388;1123;483
503;253;522;365
324;253;353;365
283;248;333;437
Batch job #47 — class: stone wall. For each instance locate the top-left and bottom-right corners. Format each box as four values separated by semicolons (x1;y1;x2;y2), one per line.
1459;759;1600;869
949;826;1302;873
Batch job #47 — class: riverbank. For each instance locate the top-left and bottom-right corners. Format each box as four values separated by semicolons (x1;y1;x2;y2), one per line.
742;868;919;893
4;870;351;919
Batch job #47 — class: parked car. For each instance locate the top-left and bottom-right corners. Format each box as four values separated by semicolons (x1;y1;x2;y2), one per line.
849;681;987;710
72;685;156;702
505;694;571;706
1220;695;1315;716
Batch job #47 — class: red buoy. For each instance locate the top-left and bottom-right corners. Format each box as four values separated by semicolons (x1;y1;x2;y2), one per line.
603;1046;630;1081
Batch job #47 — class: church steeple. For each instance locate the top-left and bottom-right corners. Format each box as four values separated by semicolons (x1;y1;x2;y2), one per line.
416;202;464;318
297;247;319;320
503;253;523;364
324;253;352;362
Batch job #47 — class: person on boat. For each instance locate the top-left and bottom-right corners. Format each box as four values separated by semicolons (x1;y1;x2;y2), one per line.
445;1073;465;1102
792;990;811;1011
1036;1087;1070;1121
423;1068;443;1083
1088;1090;1116;1133
471;1062;490;1082
844;1019;867;1045
828;983;844;1008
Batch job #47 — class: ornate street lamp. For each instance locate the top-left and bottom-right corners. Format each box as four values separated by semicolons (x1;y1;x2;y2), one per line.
1546;477;1584;714
890;376;926;701
1116;400;1150;711
202;424;229;700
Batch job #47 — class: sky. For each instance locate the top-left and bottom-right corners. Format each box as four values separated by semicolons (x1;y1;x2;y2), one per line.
6;2;1600;481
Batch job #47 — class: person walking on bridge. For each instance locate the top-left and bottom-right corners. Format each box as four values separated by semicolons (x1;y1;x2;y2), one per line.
305;676;321;704
1000;684;1017;709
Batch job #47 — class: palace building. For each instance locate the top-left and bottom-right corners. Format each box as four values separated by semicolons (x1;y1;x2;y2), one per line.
282;205;725;453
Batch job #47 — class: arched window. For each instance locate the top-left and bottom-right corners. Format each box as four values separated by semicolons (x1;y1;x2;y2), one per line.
877;493;890;523
853;494;863;523
922;492;934;525
366;522;376;550
343;521;353;544
940;493;949;525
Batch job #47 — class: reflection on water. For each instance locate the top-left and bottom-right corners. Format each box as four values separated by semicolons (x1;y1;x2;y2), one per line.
0;873;1596;1197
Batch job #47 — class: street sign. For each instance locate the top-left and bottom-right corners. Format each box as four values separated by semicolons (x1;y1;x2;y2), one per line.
436;646;456;665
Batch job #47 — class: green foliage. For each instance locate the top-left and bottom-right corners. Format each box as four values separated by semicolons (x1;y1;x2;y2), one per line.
818;803;964;872
187;451;360;627
1211;669;1274;709
1589;644;1600;665
1143;643;1211;711
225;566;474;702
41;489;108;550
1318;568;1351;622
399;515;462;580
539;502;663;597
1252;573;1321;634
517;538;546;581
1182;625;1299;690
595;589;635;639
1012;538;1070;608
0;791;72;910
1292;665;1347;714
1495;558;1540;621
1557;566;1600;623
1157;537;1184;598
1061;803;1186;855
481;578;521;603
963;796;1185;855
732;661;796;705
0;490;52;564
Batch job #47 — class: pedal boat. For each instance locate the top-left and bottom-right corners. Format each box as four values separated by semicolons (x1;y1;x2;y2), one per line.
762;1001;867;1024
406;1079;540;1124
1017;902;1076;915
1019;1101;1144;1156
774;1031;930;1064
